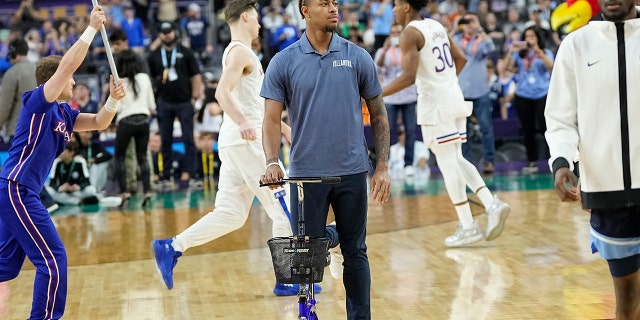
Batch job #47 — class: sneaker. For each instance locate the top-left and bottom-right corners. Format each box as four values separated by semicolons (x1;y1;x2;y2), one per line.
80;195;99;205
188;179;204;190
404;165;416;177
151;238;182;290
273;283;322;296
329;245;344;279
522;162;538;174
444;221;484;247
485;195;510;241
46;203;59;213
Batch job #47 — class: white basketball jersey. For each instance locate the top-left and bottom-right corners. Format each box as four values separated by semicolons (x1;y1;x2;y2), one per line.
218;41;265;148
407;19;470;125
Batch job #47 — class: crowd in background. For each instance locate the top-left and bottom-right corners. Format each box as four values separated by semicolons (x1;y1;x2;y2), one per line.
0;0;561;207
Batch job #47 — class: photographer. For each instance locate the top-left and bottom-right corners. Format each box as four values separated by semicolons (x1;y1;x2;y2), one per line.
452;13;497;174
502;26;554;173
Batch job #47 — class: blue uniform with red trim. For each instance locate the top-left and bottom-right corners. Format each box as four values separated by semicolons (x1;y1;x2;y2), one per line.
0;85;79;320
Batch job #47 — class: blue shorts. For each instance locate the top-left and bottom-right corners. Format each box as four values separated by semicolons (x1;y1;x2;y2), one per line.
590;206;640;261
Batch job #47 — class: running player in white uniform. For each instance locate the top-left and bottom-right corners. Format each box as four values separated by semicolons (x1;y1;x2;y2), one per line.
382;0;510;246
151;0;319;296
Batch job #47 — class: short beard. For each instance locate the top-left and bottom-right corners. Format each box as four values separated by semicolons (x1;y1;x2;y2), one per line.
161;37;176;47
601;4;636;22
325;25;337;33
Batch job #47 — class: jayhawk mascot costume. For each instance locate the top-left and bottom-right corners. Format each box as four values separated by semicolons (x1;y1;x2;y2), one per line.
550;0;600;34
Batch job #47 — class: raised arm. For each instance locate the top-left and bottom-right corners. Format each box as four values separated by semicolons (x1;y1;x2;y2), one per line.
43;6;105;103
215;46;257;141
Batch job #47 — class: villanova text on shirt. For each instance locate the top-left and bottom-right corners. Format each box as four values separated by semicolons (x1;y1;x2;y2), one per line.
333;60;353;68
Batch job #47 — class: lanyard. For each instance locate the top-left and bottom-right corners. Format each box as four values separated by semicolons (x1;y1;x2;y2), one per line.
158;153;163;176
161;47;177;69
524;51;538;71
201;152;215;176
388;46;401;67
462;36;480;56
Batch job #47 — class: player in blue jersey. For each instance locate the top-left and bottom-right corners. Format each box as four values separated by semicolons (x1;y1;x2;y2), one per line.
0;6;126;320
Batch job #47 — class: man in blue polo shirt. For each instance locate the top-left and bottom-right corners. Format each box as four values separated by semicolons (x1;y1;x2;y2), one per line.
260;0;391;318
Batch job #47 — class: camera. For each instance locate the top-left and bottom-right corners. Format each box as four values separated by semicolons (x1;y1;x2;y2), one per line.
458;18;470;25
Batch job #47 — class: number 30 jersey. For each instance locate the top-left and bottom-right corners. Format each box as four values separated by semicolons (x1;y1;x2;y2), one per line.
408;19;470;126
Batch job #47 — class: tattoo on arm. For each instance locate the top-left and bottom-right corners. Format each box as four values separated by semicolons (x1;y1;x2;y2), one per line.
266;157;279;165
365;94;390;163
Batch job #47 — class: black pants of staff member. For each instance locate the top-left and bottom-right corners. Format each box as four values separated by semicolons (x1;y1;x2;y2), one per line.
156;99;196;181
114;114;152;194
513;95;549;162
290;172;371;319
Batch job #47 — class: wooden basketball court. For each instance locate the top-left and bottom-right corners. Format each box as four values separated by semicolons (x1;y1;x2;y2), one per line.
1;170;616;319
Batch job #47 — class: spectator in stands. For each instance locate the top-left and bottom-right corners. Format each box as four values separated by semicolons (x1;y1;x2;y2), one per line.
0;37;57;215
148;132;185;185
132;0;150;27
46;141;100;206
370;0;395;52
120;6;145;53
24;29;42;64
502;8;525;38
70;82;99;113
0;38;34;142
107;0;126;28
375;23;418;176
339;11;365;39
157;0;178;23
73;131;112;194
147;21;202;188
251;36;269;71
452;13;497;174
194;72;222;137
285;0;306;32
180;3;211;65
110;28;153;194
110;28;149;73
272;13;300;52
113;49;155;205
503;26;554;173
43;28;65;57
11;0;43;35
389;126;430;177
496;58;517;119
484;12;505;60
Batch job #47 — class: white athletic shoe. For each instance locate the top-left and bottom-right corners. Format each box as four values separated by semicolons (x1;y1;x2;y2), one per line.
444;221;484;247
329;245;344;279
485;196;510;241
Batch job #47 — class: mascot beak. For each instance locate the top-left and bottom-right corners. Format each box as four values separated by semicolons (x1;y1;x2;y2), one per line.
551;0;593;34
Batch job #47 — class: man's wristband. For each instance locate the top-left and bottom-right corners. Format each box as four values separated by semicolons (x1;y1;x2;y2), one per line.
103;96;119;113
266;162;280;170
79;26;97;45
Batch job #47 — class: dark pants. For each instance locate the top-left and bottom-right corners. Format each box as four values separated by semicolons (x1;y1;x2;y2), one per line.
114;114;151;194
513;95;549;162
290;172;371;320
387;101;417;167
462;93;495;164
156;99;196;180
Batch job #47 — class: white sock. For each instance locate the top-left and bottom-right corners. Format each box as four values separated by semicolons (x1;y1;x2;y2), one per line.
172;236;185;253
455;203;474;229
476;187;494;208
